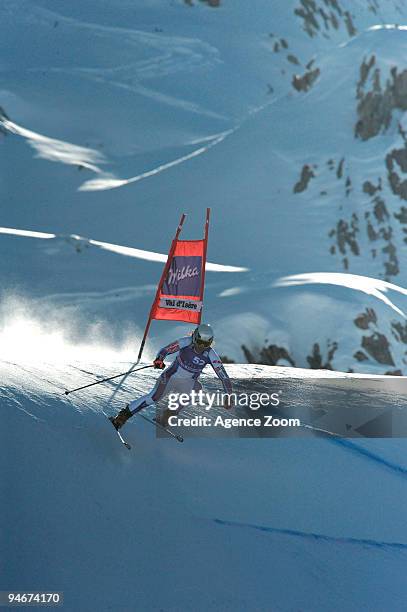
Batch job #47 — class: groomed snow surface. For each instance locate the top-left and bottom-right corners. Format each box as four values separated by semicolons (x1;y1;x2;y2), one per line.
2;357;407;611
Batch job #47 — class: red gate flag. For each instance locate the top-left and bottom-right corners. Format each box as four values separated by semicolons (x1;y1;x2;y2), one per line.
136;208;210;363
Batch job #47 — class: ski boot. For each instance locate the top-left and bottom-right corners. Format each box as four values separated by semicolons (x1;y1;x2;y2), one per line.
110;405;132;430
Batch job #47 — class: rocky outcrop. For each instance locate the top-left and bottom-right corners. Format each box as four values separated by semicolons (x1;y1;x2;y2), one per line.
365;195;398;280
355;88;392;140
391;321;407;344
329;214;360;260
287;54;301;66
363;179;381;196
353;309;404;370
230;309;405;373
354;350;368;362
355;57;407;140
324;153;400;280
219;355;235;364
394;206;407;224
293;164;316;193
361;333;395;365
292;66;320;92
242;344;296;367
386;147;407;200
240;341;339;371
269;35;289;53
294;0;356;39
385;142;407;248
306;341;338;370
354;308;377;329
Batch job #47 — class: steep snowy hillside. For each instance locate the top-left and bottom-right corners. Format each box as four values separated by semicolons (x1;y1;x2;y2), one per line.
2;352;407;611
1;0;407;375
3;4;407;611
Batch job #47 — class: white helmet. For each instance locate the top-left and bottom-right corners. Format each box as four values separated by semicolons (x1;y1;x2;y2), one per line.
192;323;214;349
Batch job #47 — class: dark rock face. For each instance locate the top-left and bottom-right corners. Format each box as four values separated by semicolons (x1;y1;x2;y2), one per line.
373;197;389;222
391;67;407;108
355;57;407;141
228;308;405;373
394;206;407;224
361;333;395;365
354;308;377;330
363;179;381;196
306;341;338;369
269;35;290;54
242;341;342;373
292;66;320;92
391;321;407;344
324;155;399;280
287;54;301;66
385;142;407;247
354;350;368;362
294;0;356;39
293;164;316;193
355;88;393;141
329;215;360;258
351;310;406;371
219;355;235;364
354;309;396;367
242;344;296;367
337;158;345;179
386;148;407;200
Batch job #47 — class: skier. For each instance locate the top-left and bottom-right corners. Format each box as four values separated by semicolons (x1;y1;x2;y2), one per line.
111;324;233;430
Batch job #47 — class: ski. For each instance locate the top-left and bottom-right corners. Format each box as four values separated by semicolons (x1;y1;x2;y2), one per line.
138;412;184;443
108;417;131;450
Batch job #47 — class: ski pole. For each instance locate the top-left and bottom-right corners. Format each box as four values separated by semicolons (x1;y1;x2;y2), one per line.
64;364;154;395
137;412;184;443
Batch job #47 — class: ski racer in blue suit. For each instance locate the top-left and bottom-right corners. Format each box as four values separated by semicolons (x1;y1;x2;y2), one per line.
111;324;233;430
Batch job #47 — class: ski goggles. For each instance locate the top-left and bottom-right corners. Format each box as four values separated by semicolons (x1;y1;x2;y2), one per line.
194;337;212;348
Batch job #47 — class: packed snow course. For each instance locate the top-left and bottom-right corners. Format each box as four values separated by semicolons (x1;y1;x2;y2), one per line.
2;354;407;611
1;0;407;373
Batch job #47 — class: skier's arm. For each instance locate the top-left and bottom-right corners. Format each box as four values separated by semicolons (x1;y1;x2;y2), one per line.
209;349;233;396
154;336;191;367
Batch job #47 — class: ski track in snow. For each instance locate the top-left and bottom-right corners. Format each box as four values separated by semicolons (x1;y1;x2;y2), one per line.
3;353;407;582
21;2;227;119
301;419;407;480
44;68;229;121
1;116;235;193
78;128;235;192
213;518;407;550
331;438;407;479
0;225;248;272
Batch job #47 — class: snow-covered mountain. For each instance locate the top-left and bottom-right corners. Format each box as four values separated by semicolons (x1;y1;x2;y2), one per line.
3;5;407;609
1;1;407;372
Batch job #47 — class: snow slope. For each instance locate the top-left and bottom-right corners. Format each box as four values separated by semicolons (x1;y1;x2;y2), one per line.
2;354;407;611
2;4;407;610
1;0;407;372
